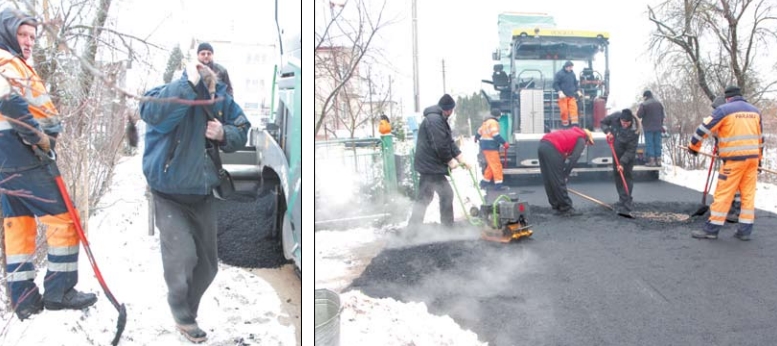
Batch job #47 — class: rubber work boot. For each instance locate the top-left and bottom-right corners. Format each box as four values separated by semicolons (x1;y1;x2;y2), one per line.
44;288;98;311
479;180;492;189
15;296;44;320
691;230;718;240
491;183;509;191
646;158;657;167
733;232;750;241
655;158;662;167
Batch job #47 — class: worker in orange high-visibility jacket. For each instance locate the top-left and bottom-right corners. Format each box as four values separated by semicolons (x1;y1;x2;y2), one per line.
378;114;392;135
0;8;98;321
688;85;764;241
475;110;509;190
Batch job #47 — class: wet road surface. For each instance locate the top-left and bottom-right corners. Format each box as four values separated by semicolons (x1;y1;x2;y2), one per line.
349;180;777;345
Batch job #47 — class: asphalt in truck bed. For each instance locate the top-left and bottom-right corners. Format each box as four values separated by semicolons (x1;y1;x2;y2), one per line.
349;180;777;345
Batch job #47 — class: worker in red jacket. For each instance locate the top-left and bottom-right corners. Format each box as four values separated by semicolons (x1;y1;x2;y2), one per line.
475;110;509;190
538;127;594;216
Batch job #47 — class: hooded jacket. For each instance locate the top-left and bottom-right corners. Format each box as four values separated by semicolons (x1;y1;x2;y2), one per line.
0;8;62;171
140;72;250;195
414;105;461;175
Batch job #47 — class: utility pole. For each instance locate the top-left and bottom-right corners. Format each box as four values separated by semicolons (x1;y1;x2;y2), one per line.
369;68;374;138
442;59;446;94
412;0;420;112
388;75;393;120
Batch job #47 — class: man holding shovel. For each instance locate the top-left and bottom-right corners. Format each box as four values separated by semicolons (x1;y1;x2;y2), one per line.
601;109;641;216
0;8;99;321
688;85;763;241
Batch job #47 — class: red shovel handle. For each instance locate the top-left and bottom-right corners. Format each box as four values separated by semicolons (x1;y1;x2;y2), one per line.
607;138;630;196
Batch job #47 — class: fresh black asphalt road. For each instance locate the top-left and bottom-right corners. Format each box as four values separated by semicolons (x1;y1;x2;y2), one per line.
349;179;777;345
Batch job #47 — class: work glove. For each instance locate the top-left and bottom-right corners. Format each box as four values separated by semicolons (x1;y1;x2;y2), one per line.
557;91;565;99
474;134;480;143
503;142;510;150
577;90;583;98
688;146;699;157
36;133;51;152
185;62;201;87
617;164;623;173
448;159;459;170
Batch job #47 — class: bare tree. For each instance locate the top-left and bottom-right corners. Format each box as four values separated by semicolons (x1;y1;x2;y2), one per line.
314;0;393;137
647;0;777;102
333;73;391;138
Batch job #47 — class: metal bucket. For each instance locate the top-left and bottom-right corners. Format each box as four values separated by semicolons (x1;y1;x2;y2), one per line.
314;289;341;346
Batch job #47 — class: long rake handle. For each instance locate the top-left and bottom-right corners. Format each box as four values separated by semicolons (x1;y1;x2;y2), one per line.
568;188;613;211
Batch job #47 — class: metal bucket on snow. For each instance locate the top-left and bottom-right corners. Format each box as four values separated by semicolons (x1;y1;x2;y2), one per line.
314;288;341;346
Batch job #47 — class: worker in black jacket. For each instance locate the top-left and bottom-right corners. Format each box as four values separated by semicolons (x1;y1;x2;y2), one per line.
601;109;641;214
409;94;469;227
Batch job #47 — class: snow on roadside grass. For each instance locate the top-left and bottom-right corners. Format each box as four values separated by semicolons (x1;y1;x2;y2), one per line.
340;290;487;346
659;163;777;214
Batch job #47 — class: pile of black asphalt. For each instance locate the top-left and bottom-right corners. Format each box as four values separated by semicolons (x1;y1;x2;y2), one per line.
215;187;290;269
349;180;777;345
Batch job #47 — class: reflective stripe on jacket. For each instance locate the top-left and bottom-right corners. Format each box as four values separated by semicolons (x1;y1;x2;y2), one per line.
0;49;61;169
476;117;505;151
690;97;763;160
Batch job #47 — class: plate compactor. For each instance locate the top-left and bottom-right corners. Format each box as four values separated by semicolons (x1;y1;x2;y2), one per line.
451;167;533;243
473;190;533;243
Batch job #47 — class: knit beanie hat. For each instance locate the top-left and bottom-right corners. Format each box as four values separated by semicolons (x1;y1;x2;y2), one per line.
620;109;634;122
197;42;214;53
563;60;574;68
439;94;456;111
724;85;742;98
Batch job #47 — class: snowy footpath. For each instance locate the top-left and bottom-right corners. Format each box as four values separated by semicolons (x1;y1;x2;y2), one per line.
0;149;297;345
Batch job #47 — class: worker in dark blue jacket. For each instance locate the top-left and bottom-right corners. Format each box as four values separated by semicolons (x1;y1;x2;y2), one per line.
140;62;250;343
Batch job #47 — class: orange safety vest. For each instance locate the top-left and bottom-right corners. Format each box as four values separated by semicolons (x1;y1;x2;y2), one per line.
0;49;60;129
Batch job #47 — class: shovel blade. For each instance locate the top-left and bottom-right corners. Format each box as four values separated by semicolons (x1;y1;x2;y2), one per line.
617;211;635;219
692;205;710;217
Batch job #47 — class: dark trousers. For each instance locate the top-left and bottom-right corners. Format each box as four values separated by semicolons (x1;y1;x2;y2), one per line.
408;174;454;226
153;191;219;325
613;160;634;209
538;141;573;211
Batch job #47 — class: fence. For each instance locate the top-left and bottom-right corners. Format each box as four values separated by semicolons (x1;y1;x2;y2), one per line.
315;136;406;228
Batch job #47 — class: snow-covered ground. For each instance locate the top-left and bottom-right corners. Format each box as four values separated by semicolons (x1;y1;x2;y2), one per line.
315;137;777;346
1;143;297;345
